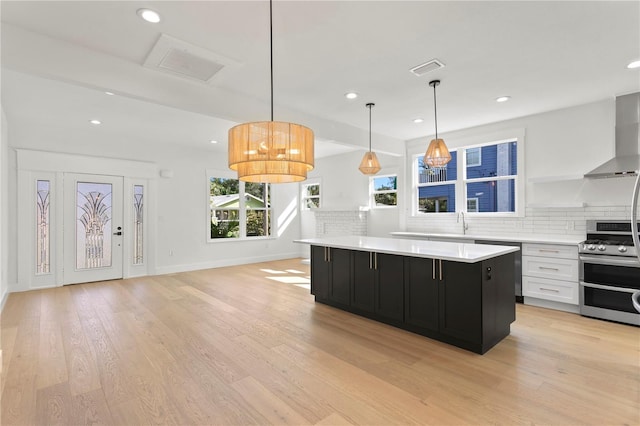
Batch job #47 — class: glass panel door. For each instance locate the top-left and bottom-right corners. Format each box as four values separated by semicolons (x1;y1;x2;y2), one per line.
64;174;123;284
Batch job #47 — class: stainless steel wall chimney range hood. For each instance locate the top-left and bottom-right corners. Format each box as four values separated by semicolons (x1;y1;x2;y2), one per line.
584;92;640;179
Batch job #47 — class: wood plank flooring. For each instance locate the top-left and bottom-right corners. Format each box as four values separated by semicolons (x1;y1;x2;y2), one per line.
1;258;639;425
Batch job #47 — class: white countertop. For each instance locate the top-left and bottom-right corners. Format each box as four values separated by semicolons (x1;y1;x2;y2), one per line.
294;236;519;263
390;231;584;245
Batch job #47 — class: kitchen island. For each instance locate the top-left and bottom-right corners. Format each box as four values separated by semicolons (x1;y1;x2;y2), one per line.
295;236;519;354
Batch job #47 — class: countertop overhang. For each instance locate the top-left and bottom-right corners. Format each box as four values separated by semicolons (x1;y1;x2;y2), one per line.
295;236;519;263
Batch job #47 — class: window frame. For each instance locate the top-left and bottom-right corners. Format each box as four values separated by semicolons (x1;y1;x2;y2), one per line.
207;171;273;242
370;173;398;209
412;130;525;217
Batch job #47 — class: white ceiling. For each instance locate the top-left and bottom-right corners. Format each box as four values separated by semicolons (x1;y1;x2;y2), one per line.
2;1;639;158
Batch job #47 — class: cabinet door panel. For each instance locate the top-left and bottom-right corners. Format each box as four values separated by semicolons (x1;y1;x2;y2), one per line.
375;253;404;321
352;251;375;312
310;246;329;299
439;261;482;343
329;248;351;305
404;257;438;331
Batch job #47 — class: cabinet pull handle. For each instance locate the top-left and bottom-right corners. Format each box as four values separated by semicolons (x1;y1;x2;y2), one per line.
538;249;560;253
369;252;372;269
538;266;559;271
439;259;443;281
327;247;331;262
374;253;378;270
324;247;327;262
540;287;560;293
432;259;436;280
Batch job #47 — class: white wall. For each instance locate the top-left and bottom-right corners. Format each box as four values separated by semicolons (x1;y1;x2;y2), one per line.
5;120;303;292
298;150;404;254
0;108;8;306
404;97;633;235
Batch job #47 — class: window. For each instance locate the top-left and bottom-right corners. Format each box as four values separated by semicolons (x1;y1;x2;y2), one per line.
301;183;321;209
209;177;271;239
416;153;457;213
467;198;478;213
414;136;522;216
371;175;397;208
464;141;517;213
466;147;481;167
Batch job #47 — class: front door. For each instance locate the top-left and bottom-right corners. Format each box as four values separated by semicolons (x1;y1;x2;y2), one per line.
63;173;123;284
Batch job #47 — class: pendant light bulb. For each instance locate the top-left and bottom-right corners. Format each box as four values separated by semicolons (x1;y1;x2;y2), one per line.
359;103;381;175
424;80;451;168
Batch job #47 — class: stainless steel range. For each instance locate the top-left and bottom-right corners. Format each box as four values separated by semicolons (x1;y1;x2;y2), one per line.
579;220;640;326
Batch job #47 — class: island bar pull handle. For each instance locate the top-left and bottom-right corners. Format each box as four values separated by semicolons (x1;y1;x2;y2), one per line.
327;247;331;262
374;253;378;270
439;259;443;281
369;252;373;269
432;259;436;280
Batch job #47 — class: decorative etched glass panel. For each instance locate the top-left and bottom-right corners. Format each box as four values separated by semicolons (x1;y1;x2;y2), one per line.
76;182;112;269
36;180;50;274
133;185;144;265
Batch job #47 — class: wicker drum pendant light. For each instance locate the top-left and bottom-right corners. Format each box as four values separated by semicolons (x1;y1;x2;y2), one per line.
423;80;451;168
359;103;381;175
228;0;314;183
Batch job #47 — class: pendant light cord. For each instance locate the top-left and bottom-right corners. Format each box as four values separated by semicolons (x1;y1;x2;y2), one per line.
366;103;374;152
432;82;438;139
270;0;274;122
368;104;372;152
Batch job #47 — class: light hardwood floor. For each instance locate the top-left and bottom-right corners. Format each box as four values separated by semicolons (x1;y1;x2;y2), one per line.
1;258;639;425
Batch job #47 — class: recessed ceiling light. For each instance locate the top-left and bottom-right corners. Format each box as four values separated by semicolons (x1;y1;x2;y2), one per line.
413;118;424;123
105;91;114;96
210;140;218;144
627;60;640;69
496;96;511;103
89;119;102;125
345;92;358;100
137;8;161;23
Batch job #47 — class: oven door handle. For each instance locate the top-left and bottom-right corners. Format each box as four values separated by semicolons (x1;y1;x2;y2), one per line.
579;255;640;268
580;281;639;294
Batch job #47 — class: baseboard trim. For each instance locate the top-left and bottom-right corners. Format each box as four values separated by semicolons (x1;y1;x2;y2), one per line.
154;252;303;276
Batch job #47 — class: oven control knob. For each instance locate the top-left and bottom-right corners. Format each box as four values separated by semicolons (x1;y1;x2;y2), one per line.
597;245;606;251
618;246;628;253
588;244;596;251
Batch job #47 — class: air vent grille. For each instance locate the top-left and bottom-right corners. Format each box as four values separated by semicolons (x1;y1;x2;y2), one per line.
410;59;445;76
158;48;224;82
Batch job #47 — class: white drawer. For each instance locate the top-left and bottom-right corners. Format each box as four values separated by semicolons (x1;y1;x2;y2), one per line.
523;276;578;304
522;243;578;260
522;256;579;281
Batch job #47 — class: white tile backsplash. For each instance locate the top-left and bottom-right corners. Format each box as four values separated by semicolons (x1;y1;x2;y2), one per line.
314;210;368;237
404;205;631;238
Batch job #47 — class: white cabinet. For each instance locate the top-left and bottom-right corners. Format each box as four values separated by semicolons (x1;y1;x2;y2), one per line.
522;243;579;305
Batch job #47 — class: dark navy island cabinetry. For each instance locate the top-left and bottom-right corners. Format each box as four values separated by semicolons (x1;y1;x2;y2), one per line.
301;236;518;354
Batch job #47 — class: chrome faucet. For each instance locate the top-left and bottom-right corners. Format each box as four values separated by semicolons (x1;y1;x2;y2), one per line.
457;212;469;234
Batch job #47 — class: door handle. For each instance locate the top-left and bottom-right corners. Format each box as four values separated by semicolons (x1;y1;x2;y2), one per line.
113;231;122;236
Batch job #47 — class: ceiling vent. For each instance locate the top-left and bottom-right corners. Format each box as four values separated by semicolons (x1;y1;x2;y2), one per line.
410;59;445;77
143;34;241;83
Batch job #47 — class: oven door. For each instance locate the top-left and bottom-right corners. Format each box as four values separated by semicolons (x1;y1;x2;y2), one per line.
579;254;640;326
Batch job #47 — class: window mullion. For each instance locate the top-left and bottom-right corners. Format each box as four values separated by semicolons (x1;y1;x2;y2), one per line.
239;181;247;237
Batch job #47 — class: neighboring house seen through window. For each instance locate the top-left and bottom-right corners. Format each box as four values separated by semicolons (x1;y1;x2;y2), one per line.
371;175;398;208
209;177;271;239
414;138;521;215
